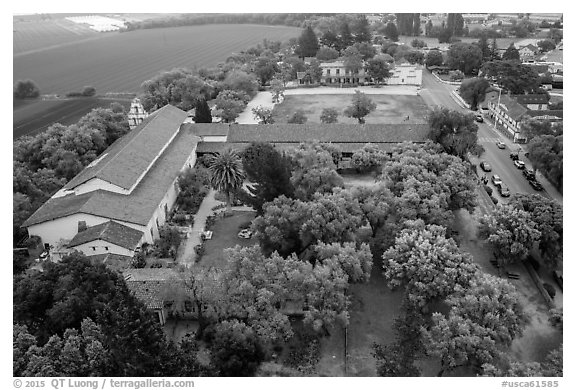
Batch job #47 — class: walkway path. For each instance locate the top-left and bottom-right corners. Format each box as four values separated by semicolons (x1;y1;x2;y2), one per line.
177;189;223;267
236;91;274;124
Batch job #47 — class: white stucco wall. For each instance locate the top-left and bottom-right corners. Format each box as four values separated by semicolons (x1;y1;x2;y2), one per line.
72;239;137;257
27;213;147;248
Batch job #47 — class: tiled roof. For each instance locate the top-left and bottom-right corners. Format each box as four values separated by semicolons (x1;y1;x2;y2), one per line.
495;95;528;121
68;220;143;250
64;105;188;191
23;125;201;227
226;123;429;144
524;110;563;119
123;269;183;309
512;94;549;105
181;123;230;137
88;253;133;273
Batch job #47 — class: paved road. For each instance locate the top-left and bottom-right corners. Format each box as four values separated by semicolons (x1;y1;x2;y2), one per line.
420;70;562;205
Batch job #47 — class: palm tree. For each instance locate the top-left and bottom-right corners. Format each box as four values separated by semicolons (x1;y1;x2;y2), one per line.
207;149;246;214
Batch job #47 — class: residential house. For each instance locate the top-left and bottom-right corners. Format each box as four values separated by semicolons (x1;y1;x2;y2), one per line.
320;60;368;85
487;94;529;143
23;105;200;257
513;94;549;110
518;44;539;61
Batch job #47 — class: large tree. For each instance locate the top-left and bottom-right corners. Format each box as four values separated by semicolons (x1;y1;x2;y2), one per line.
459;78;491;110
214;90;246;123
342;46;363;74
527;134;562;191
478;204;541;266
344;90;376;124
240;142;294;214
207;148;246;213
296;26;320;58
425;50;444;67
140;68;215;111
251;105;275;124
14;79;40;99
502;44;520;61
422;274;526;376
253;56;279;86
193;99;212;123
480;60;541;94
383;220;479;309
508;194;563;269
427;107;483;157
353;15;372;43
13;253;188;376
384;22;399;42
366;56;392;85
447;42;483;75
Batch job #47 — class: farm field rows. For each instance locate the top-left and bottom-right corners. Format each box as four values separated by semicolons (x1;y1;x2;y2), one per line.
13;98;131;139
13;18;99;55
13;24;300;95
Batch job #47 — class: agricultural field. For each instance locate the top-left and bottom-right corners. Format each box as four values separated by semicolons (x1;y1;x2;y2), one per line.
13;17;100;55
13;24;301;95
272;94;429;125
13;98;131;139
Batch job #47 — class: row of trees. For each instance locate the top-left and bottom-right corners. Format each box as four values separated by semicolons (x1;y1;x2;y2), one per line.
13;104;130;244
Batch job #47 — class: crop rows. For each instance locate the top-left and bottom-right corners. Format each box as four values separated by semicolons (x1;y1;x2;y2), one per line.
14;24;300;95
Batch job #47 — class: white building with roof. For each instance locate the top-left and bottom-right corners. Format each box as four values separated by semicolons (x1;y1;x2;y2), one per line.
23;105;200;255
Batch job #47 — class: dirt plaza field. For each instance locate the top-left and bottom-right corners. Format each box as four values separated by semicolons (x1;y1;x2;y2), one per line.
272;93;429;124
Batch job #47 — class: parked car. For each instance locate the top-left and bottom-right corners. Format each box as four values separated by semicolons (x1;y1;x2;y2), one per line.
529;179;544;191
510;152;519;161
552;270;563;290
480;161;492;172
523;168;536;181
514;160;525;169
496;141;506;149
491;174;502;187
475;114;484;123
498;186;511;197
237;229;252;239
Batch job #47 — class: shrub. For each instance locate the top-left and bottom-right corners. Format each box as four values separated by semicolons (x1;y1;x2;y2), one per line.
150;261;163;269
484;185;493;196
171;212;188;225
239;221;252;230
65;91;84;97
490;196;498;205
449;70;464;82
82;86;96;96
14;79;40;99
154;225;183;258
131;252;147;269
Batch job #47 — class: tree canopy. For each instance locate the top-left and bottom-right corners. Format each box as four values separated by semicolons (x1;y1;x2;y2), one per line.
343;90;376;124
480;60;541;94
427;106;483;157
459;78;491;111
14;79;40;99
527;134;562;191
447;43;483;75
296;26;320;58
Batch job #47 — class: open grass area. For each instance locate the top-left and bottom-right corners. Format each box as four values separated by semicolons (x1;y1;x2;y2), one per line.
14;24;300;95
272;94;429;125
197;210;257;270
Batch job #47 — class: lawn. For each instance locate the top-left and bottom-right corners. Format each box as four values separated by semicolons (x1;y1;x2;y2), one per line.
14;24;300;95
272;94;429;125
196;210;257;270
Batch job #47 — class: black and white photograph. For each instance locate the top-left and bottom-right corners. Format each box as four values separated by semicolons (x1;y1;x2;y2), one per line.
9;2;567;387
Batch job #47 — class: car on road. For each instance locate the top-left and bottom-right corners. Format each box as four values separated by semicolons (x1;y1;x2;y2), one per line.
523;168;536;180
491;174;502;187
510;152;519;161
475;114;484;123
237;229;252;239
498;186;511;197
529;179;544;191
553;270;563;290
480;161;492;172
514;160;525;169
496;141;506;149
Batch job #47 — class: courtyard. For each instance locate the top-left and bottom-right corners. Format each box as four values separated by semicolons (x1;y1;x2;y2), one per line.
272;94;429;125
